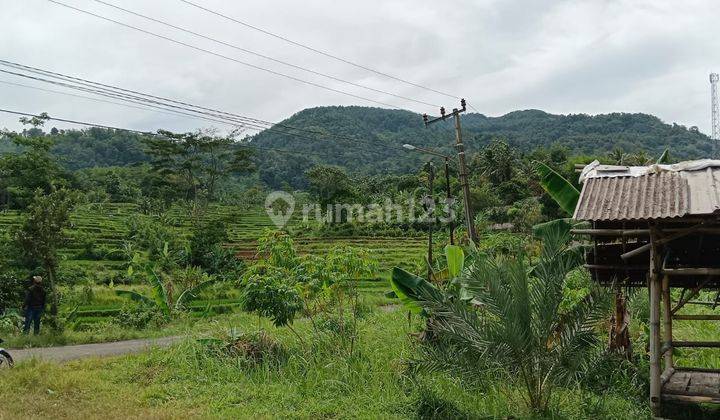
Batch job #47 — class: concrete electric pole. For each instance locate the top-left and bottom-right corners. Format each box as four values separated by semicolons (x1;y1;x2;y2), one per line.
423;99;477;243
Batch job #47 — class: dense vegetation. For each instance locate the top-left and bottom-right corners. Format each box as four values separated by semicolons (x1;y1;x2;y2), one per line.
0;108;718;419
2;106;710;191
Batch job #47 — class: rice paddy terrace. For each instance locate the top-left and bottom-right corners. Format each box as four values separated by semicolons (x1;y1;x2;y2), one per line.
0;203;426;327
0;202;426;277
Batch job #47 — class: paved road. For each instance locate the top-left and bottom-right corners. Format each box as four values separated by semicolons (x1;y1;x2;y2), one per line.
9;336;184;363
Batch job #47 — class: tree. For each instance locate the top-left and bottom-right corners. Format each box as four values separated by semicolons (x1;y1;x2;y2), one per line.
410;226;609;414
473;140;518;185
12;188;79;322
0;113;67;209
188;219;242;277
143;129;254;203
305;165;356;223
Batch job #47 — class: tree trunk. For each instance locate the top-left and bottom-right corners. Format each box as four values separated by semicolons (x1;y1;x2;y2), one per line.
608;288;632;358
46;262;59;317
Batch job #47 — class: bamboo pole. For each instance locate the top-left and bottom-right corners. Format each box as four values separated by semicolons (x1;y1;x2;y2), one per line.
621;222;707;261
649;230;662;413
662;274;673;370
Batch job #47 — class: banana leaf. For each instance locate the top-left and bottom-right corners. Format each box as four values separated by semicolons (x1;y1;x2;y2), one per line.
389;267;438;315
115;290;153;306
147;267;171;316
657;148;670;164
536;161;580;216
444;245;465;278
176;278;220;310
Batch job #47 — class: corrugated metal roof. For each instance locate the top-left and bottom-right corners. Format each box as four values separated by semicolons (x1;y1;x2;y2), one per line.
574;165;720;221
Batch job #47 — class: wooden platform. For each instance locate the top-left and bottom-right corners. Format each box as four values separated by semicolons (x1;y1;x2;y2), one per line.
663;368;720;404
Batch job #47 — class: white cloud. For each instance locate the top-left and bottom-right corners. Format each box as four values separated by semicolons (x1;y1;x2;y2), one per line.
0;0;718;136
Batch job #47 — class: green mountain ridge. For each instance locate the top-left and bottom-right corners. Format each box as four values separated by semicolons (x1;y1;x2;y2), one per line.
2;106;711;190
250;106;712;188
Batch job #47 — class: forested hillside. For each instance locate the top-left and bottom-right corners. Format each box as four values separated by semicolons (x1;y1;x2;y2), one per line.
2;107;711;189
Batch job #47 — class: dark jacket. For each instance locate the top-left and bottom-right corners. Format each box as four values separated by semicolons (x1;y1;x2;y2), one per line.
24;284;46;310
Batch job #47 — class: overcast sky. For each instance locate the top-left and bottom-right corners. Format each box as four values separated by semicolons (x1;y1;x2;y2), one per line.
1;0;719;137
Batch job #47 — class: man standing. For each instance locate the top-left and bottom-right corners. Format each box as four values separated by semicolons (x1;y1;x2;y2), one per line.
23;276;46;335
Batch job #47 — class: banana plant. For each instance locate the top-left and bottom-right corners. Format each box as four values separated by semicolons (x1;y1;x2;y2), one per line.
390;244;469;314
116;266;218;315
536;162;580;216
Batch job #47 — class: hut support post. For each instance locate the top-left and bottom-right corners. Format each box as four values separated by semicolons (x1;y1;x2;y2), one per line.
662;274;673;371
649;232;662;413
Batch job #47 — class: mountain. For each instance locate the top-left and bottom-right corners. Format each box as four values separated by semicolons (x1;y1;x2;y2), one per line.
2;107;711;189
249;106;712;188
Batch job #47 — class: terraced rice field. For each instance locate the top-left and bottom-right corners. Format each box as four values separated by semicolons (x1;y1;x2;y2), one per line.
1;203;423;327
0;202;426;275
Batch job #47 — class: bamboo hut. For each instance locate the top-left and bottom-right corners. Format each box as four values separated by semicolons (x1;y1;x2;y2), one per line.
572;160;720;413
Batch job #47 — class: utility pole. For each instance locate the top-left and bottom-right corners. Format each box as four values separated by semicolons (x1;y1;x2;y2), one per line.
443;156;455;245
424;162;435;281
423;99;477;243
402;143;455;245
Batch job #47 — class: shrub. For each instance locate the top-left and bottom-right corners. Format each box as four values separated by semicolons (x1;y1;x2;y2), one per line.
242;268;303;328
114;304;166;330
0;272;26;313
200;329;287;367
409;225;610;413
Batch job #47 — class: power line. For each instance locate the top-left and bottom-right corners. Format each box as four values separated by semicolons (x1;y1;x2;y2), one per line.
0;108;336;159
0;67;395;158
0;59;402;154
90;0;439;109
0;79;246;128
0;68;398;158
179;0;461;101
0;68;256;129
46;0;410;111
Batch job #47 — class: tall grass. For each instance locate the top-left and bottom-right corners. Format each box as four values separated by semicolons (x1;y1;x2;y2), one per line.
0;307;653;419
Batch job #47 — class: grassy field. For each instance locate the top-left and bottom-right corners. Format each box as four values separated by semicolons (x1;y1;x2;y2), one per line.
6;292;720;418
5;204;720;418
0;304;654;419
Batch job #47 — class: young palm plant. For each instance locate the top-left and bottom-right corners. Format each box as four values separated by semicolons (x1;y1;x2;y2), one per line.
413;226;610;414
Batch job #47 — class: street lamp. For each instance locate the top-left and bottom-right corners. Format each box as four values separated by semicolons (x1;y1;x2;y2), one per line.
403;143;455;246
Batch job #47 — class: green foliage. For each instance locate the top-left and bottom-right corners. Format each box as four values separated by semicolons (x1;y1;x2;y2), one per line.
201;329;288;367
444;245;464;278
242;268;303;328
389;267;438;315
412;225;610;413
115;265;218;316
188;218;242;277
113;304;166;330
143;129;255;202
0;115;69;209
0;272;25;312
536;161;580;215
12;188;79;318
305;165;356;221
251;107;710;188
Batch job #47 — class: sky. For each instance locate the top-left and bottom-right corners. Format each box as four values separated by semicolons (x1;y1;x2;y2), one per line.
1;0;719;136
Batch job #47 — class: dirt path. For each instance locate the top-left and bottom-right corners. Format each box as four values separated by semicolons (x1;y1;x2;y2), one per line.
9;336;184;363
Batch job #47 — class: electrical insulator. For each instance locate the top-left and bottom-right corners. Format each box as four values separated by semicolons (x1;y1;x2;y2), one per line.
440;107;446;119
460;98;466;110
422;114;428;124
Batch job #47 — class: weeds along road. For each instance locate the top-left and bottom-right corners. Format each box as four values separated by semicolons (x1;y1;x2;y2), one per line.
9;336;183;363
